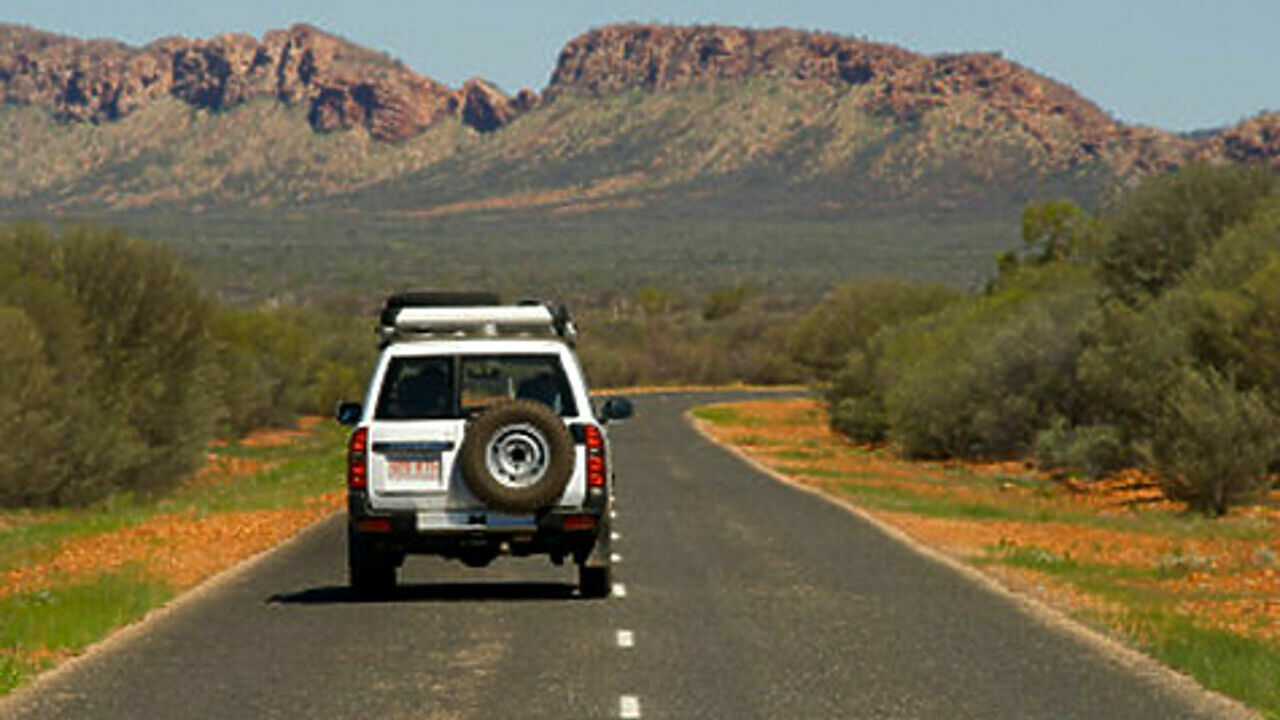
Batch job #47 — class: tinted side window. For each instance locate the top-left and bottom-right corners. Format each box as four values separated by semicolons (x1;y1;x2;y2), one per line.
460;355;577;417
375;357;453;420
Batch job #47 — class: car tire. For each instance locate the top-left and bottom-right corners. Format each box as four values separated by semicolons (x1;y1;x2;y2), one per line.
348;527;396;597
458;400;574;513
578;563;612;599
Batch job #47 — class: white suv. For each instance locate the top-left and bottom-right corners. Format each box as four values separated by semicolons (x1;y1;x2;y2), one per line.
336;293;632;598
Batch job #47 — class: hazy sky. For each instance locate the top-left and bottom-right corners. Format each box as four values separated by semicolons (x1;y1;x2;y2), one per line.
4;0;1276;131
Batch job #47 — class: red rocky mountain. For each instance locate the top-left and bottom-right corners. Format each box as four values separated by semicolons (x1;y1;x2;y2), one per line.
0;22;1273;212
0;22;535;140
545;24;1275;174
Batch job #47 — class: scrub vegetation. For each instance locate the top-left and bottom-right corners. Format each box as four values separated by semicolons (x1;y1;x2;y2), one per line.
0;222;371;507
803;163;1280;515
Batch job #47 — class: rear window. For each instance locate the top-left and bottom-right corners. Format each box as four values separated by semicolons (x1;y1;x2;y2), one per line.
375;357;453;420
461;355;577;417
374;354;576;420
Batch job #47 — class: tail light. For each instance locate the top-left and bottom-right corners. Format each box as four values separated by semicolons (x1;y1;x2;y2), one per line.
584;424;606;488
562;514;598;531
347;427;368;490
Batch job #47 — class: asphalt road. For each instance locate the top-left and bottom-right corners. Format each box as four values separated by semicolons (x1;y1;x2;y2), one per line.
0;392;1248;719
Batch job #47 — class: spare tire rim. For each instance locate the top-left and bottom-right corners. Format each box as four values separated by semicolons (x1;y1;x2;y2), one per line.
485;423;551;489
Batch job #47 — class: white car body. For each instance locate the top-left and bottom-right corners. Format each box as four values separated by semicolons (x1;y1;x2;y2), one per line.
356;338;597;529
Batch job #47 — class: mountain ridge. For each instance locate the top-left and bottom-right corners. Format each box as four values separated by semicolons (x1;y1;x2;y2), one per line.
0;22;537;140
0;21;1275;214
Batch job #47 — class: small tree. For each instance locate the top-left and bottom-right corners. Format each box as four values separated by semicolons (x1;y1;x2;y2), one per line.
1021;200;1085;263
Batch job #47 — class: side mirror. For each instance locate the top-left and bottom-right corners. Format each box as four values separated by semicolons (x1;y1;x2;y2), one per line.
599;397;634;423
335;401;363;426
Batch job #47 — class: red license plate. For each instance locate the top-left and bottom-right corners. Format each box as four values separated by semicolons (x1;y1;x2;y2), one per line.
387;458;441;483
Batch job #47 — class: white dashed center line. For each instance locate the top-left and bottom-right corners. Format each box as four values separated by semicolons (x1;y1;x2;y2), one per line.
610;531;621;541
616;629;634;648
619;695;641;718
612;582;627;598
610;552;622;563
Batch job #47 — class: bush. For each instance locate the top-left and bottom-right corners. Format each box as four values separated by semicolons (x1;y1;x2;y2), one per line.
789;279;958;379
1034;419;1131;478
1078;195;1280;440
0;223;375;507
1098;162;1276;304
830;396;889;443
0;307;64;506
0;224;215;505
881;265;1097;458
210;306;372;436
1150;369;1280;515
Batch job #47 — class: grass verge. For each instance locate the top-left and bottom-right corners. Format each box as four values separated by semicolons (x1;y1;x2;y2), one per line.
0;568;172;695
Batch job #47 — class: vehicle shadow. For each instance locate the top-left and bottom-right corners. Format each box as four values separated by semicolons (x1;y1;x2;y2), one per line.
267;580;581;605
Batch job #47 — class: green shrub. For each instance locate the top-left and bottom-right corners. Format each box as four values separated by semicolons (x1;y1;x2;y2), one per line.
1098;162;1276;304
0;223;374;507
882;265;1098;458
830;396;888;443
1150;368;1279;516
1034;419;1131;478
0;307;65;506
789;279;958;379
209;306;372;435
0;224;215;505
1078;195;1280;440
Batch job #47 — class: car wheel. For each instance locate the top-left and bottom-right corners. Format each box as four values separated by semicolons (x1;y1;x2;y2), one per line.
578;563;612;599
348;526;396;597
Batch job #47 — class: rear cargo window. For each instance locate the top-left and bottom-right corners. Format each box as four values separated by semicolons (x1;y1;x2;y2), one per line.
461;355;577;417
375;357;453;420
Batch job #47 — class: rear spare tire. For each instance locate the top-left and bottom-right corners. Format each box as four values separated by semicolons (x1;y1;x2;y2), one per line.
458;400;573;513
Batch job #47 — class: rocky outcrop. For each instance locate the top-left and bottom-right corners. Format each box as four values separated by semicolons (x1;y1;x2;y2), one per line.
1206;112;1280;167
458;78;538;133
0;23;532;140
548;25;924;98
545;24;1280;173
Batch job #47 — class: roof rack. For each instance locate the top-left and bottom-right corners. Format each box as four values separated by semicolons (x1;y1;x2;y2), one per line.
378;293;577;345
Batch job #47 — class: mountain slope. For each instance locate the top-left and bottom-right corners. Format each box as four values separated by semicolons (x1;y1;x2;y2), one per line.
0;22;1275;217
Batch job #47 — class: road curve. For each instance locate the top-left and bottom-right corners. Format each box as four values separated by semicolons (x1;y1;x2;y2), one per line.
0;392;1250;719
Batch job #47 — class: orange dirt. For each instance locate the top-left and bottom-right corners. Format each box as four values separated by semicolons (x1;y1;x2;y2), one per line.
699;397;1280;643
1;496;342;598
183;454;279;489
238;416;325;448
1;418;342;600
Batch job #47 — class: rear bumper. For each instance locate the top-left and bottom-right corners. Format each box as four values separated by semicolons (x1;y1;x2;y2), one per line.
348;490;607;562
